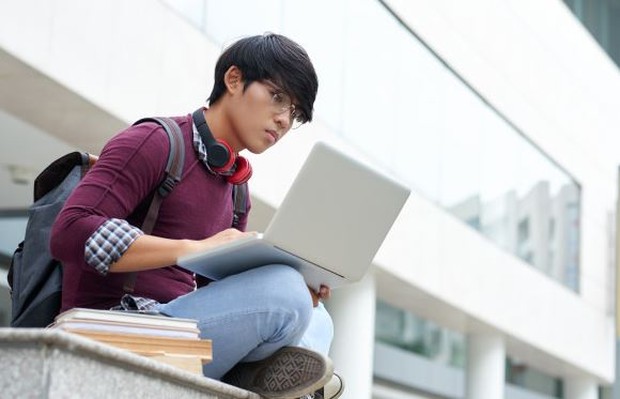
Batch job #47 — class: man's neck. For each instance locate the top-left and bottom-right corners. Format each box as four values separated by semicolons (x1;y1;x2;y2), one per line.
203;105;242;152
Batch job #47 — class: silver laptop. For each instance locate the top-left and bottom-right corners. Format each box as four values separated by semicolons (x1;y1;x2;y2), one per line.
177;142;410;290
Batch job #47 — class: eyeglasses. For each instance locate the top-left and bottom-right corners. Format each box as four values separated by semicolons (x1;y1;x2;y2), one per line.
262;81;307;130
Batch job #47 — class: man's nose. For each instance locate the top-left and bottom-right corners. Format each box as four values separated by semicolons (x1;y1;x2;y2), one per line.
274;110;291;130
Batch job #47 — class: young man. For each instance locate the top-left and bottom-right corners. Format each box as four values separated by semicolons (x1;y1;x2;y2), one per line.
50;33;342;399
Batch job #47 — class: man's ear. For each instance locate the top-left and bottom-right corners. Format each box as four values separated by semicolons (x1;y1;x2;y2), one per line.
224;65;243;93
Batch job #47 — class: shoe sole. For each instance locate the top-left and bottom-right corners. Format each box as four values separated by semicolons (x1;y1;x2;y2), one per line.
229;347;333;399
326;373;345;399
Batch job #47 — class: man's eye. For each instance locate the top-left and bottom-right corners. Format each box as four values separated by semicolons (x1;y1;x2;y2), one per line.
272;92;285;104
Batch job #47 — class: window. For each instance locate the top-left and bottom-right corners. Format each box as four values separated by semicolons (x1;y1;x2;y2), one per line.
375;300;466;369
563;0;620;69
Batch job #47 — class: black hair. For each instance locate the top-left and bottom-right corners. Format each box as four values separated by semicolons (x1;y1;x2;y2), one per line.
207;33;319;123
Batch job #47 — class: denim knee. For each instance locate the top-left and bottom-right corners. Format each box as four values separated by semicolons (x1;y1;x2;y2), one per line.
249;264;314;333
252;264;313;308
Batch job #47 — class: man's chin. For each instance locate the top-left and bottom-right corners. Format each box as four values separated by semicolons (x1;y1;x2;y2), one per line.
245;146;267;155
246;142;273;155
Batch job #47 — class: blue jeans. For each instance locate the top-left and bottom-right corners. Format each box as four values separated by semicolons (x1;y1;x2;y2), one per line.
158;264;334;379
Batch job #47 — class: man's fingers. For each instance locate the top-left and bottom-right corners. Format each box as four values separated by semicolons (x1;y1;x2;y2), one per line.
318;285;331;300
308;286;319;307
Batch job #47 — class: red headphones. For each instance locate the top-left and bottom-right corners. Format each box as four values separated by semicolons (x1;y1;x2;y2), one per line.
192;108;252;185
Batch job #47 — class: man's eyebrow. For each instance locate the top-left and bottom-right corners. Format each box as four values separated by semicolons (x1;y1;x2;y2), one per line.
265;79;303;111
264;80;285;93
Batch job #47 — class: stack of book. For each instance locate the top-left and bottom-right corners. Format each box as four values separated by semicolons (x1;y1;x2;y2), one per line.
49;308;211;375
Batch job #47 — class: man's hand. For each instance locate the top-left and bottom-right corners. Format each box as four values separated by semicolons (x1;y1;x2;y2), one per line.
190;228;258;253
308;285;331;307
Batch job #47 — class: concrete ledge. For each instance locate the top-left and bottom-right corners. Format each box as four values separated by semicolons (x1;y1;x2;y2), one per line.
0;328;261;399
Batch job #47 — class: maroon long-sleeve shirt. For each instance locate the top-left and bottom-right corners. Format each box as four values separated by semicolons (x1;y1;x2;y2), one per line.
50;114;249;311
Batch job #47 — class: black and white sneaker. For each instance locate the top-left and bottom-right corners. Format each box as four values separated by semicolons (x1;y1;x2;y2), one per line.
301;373;344;399
222;347;333;399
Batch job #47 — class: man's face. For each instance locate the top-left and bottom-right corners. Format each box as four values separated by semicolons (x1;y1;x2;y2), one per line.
228;79;301;154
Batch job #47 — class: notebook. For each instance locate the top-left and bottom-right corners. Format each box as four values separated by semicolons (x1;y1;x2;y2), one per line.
177;142;410;290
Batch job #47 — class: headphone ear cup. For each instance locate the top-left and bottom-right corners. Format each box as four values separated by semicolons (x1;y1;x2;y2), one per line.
210;139;236;173
227;156;253;185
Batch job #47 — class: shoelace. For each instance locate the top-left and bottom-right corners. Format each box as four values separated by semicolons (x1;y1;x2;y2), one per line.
300;392;325;399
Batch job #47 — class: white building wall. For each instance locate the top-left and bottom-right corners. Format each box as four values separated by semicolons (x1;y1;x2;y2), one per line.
0;0;617;390
384;0;619;314
0;0;220;150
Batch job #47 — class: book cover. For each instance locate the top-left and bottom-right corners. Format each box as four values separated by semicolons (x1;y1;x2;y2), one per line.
52;319;200;339
54;308;198;330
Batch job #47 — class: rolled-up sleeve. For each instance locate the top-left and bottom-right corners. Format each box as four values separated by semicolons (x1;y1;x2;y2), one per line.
85;218;144;275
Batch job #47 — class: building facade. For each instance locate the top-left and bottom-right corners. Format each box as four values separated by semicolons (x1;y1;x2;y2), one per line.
1;1;619;398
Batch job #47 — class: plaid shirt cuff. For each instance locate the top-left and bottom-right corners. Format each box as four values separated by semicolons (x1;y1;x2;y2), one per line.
85;218;144;275
109;294;162;313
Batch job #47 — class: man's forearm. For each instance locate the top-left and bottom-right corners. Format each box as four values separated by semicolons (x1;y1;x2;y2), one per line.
108;235;195;273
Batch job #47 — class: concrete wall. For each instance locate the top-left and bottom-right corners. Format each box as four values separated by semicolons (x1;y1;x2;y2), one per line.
0;329;259;399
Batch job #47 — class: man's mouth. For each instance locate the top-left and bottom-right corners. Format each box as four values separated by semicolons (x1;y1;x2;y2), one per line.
266;130;279;143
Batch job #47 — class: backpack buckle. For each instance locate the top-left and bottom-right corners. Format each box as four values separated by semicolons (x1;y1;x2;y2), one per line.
157;177;176;197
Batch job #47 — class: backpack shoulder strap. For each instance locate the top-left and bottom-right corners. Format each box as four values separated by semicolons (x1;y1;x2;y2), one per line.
232;182;249;229
132;117;185;234
122;117;184;293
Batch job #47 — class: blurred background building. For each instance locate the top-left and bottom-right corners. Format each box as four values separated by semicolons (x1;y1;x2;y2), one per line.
1;1;619;398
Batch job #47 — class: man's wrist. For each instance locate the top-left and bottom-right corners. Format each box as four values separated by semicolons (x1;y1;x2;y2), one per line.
180;239;199;256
